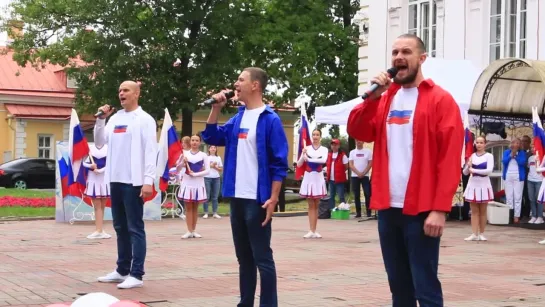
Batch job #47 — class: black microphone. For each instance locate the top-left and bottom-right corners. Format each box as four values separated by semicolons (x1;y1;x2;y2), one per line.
199;90;236;106
361;67;398;100
94;107;116;118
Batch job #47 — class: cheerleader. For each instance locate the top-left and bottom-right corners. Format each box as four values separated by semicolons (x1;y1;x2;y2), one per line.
298;129;328;238
82;143;111;240
176;134;209;239
463;136;494;241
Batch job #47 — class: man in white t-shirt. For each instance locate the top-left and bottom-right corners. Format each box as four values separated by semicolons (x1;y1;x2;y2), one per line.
202;67;289;307
349;140;373;218
347;34;463;306
94;81;158;289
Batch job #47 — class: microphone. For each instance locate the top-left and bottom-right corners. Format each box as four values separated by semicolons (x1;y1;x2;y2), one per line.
94;107;116;118
361;67;398;100
199;90;236;106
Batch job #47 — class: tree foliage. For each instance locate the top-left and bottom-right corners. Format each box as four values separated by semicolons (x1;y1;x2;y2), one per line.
3;0;360;136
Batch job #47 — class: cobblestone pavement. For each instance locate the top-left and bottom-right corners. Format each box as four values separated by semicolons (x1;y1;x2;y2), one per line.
0;215;544;306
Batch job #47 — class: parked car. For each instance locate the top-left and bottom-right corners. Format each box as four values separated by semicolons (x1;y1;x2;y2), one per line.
285;167;301;192
0;158;56;189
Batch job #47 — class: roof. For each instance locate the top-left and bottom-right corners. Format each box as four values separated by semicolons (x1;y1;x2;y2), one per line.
470;58;545;118
0;48;75;98
4;104;72;120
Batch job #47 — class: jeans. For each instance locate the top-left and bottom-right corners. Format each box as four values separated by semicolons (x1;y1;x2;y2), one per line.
328;180;346;209
204;177;221;213
230;198;277;307
110;182;146;280
351;176;371;217
378;208;443;307
528;180;543;218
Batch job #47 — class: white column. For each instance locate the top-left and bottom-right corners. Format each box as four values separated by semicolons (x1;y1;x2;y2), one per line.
15;119;26;158
525;0;539;60
435;0;445;58
466;0;487;69
538;0;545;60
442;0;466;60
357;2;371;95
366;0;389;92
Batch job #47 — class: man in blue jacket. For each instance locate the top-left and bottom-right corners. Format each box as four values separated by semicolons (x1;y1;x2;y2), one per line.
201;67;289;307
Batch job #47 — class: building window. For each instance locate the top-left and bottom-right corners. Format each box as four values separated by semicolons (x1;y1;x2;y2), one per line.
38;135;52;158
489;0;527;62
408;0;437;57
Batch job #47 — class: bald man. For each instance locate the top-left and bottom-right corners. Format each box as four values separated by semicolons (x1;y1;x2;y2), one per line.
94;81;157;289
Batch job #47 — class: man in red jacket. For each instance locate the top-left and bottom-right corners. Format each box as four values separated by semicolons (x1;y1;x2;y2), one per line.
347;34;463;307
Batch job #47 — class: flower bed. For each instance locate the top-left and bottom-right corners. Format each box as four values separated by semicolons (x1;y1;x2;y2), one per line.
0;196;55;208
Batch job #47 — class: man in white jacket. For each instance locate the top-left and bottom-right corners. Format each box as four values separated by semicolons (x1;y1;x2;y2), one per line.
94;81;157;289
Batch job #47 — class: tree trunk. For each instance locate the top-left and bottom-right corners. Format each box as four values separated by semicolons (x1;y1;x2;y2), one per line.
181;108;193;137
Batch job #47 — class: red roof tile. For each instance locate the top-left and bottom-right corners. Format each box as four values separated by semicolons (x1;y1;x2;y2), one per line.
4;104;71;119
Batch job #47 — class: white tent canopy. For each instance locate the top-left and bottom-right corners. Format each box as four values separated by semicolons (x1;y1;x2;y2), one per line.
315;58;481;125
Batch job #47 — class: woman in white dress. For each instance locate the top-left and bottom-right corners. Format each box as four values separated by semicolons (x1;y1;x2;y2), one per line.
463;136;494;241
82;144;111;240
298;129;328;239
176;134;210;239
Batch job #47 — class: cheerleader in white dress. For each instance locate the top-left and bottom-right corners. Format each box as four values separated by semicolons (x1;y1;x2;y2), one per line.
462;136;494;241
176;134;209;239
298;129;328;239
82;144;111;240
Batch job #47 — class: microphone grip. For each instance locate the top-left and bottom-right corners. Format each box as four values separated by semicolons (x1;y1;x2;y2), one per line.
94;107;116;118
361;83;380;100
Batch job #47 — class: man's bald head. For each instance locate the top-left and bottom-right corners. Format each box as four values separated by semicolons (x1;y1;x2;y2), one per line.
118;80;140;111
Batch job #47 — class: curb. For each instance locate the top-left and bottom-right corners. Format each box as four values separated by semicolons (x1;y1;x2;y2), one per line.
0;216;55;222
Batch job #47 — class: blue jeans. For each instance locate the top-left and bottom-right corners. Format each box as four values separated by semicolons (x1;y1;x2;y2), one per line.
378;208;443;307
110;182;146;280
204;177;221;213
328;180;346;209
230;198;277;307
528;180;543;218
351;176;371;217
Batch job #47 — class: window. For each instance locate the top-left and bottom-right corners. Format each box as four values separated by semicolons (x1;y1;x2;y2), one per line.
408;0;437;57
489;0;527;62
38;135;52;159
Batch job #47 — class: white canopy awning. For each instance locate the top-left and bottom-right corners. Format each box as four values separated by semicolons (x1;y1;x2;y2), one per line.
315;58;480;125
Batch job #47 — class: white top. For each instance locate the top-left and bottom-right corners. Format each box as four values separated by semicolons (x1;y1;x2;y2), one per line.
349;147;373;177
463;152;494;176
235;105;266;199
297;145;328;168
94;107;157;186
528;155;544;182
507;158;519;174
329;152;349;181
205;155;223;178
180;151;210;179
387;87;418;208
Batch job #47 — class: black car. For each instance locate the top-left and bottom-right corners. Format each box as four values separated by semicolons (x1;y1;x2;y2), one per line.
0;158;56;189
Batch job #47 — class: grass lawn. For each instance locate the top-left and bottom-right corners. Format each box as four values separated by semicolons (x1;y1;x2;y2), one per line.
0;188;54;198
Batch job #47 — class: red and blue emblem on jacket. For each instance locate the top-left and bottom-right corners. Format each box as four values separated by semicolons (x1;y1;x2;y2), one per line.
114;125;128;133
387;110;412;125
238;128;249;139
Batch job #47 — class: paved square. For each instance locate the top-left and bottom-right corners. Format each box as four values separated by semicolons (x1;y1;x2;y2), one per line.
0;216;544;306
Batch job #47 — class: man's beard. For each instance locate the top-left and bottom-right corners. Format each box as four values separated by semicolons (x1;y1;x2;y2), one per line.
394;65;419;85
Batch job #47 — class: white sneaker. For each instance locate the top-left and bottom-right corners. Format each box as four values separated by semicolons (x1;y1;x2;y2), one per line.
98;270;128;283
203;213;208;219
213;213;221;219
313;232;322;239
539;239;545;245
303;231;314;239
478;234;487;241
528;217;537;224
192;232;202;238
97;231;111;239
117;276;143;289
464;234;479;241
535;217;544;224
87;231;102;239
181;231;193;239
180;213;186;220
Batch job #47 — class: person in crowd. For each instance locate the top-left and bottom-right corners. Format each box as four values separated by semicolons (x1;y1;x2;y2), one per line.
349;140;373;218
297;129;328;238
527;148;544;224
203;145;223;219
83;143;111;240
502;138;527;223
463;136;494;241
325;139;348;209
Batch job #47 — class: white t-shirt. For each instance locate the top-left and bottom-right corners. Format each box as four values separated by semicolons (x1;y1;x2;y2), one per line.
349;148;373;177
329;152;349;181
528;155;543;182
109;111;135;184
387;87;418;208
205;155;223;178
235;105;266;199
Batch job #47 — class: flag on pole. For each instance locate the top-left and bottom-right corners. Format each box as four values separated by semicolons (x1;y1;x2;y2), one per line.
157;108;183;192
295;105;312;180
532;106;545;173
463;111;474;163
68;109;89;195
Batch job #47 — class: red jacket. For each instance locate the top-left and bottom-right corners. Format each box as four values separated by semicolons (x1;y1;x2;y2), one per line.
326;151;347;183
347;79;463;215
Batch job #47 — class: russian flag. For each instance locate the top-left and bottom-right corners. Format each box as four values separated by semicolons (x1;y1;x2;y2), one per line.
68;109;89;196
157;108;183;192
532;106;545;173
295;113;312;180
57;148;70;198
463;111;474;163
